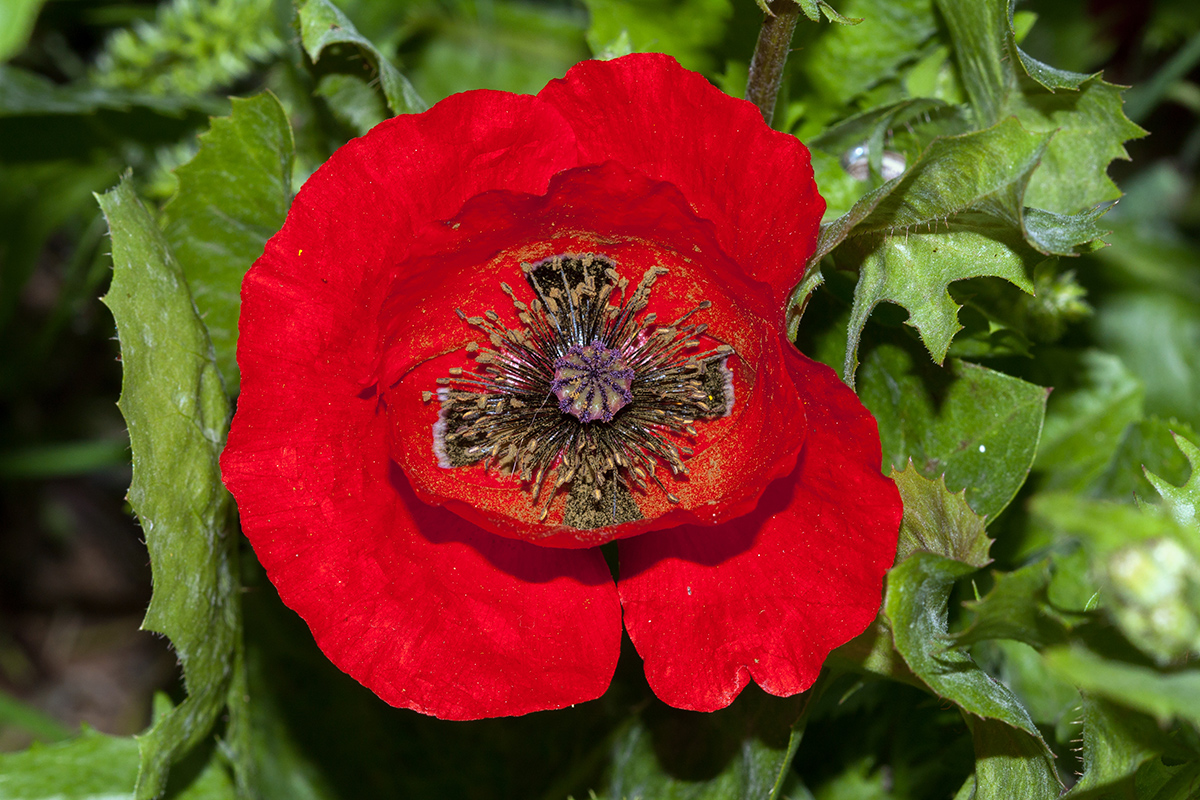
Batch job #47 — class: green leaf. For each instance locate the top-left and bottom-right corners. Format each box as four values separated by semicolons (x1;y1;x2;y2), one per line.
160;92;295;395
833;119;1049;240
1145;432;1200;529
892;463;993;567
857;344;1048;519
797;0;935;107
933;0;1009;127
965;716;1062;800
972;640;1080;731
1096;293;1200;431
297;0;426;115
1093;417;1200;504
0;728;235;800
0;0;47;62
602;690;806;800
795;0;862;25
0;64;219;116
1043;646;1200;730
97;177;242;799
885;553;1053;756
1022;206;1110;257
1035;350;1144;494
935;0;1144;211
844;225;1036;370
405;3;588;101
1132;759;1200;800
951;561;1070;648
1031;493;1200;664
826;117;1087;374
580;0;732;72
312;74;387;137
1065;697;1165;799
91;0;284;98
1008;77;1147;214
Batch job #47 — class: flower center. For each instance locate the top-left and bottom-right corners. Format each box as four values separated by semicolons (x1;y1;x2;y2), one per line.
428;253;735;531
551;340;634;423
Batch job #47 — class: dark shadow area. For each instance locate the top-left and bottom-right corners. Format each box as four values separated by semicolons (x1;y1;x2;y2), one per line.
793;675;974;798
642;684;802;783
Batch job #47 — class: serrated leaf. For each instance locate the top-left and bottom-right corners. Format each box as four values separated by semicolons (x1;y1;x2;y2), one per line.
580;0;731;72
795;0;861;25
602;691;805;800
935;0;1144;212
797;0;935;107
844;224;1036;370
966;716;1062;800
297;0;426;116
951;561;1070;648
1145;433;1200;529
857;345;1048;520
826;117;1088;375
1093;417;1200;503
0;727;235;800
1043;647;1200;730
1035;350;1145;493
884;553;1055;759
159;92;294;395
892;463;992;567
1065;697;1164;799
837;118;1050;239
97;177;241;799
1008;77;1147;214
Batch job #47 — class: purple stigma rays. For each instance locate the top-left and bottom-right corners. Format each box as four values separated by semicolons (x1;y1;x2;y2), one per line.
551;340;635;423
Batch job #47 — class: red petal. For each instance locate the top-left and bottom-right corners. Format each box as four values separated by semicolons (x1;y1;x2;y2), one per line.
223;89;625;719
223;357;621;718
539;54;825;313
617;351;902;711
252;88;580;390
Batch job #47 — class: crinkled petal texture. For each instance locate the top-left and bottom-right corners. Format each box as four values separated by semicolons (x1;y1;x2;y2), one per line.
617;354;902;711
222;52;898;721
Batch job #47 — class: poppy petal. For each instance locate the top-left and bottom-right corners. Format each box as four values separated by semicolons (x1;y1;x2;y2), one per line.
539;53;824;312
223;87;624;720
616;350;903;711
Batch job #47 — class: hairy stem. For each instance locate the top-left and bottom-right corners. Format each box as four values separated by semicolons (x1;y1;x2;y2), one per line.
745;0;801;126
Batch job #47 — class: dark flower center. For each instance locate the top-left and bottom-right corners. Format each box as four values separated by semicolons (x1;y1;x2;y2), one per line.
429;253;734;530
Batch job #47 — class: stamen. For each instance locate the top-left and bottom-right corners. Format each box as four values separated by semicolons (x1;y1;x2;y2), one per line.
430;254;736;530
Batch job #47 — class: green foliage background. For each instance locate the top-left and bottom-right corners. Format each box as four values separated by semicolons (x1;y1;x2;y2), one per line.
1;0;1199;798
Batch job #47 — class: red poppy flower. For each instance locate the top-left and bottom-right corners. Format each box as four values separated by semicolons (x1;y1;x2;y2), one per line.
221;53;903;720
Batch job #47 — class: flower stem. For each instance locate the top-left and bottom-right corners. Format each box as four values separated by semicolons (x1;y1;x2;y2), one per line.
745;0;801;126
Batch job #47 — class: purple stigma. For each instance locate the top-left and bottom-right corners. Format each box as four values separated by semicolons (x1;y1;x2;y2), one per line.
551;340;634;423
